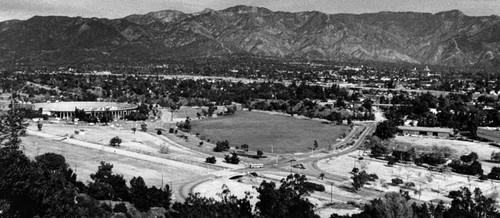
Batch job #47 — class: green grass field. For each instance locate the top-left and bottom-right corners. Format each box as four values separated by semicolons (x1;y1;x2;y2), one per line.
191;111;349;154
478;128;500;143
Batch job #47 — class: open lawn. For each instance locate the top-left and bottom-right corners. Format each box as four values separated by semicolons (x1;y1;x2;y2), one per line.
478;128;500;143
20;135;204;201
191;111;349;154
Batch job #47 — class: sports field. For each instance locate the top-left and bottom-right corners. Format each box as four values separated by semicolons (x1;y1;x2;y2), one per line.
191;111;349;153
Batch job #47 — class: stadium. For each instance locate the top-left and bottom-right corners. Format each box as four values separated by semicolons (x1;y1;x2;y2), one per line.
33;101;138;120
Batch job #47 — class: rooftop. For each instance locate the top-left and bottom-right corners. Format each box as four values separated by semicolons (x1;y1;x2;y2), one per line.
397;126;453;133
33;101;137;112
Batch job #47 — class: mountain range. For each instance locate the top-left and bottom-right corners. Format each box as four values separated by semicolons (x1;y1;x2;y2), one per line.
1;5;500;68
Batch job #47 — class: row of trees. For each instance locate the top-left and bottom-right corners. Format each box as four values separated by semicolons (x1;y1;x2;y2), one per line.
331;187;499;218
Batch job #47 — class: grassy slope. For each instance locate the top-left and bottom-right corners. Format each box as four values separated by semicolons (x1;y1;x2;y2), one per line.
191;111;349;153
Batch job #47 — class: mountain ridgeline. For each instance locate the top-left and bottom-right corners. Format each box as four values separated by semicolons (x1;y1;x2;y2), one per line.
1;5;500;68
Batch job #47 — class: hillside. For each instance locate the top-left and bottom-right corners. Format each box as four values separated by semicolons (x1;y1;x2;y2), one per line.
1;5;500;67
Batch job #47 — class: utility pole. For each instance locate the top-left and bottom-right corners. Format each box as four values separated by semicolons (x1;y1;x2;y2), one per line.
330;182;334;203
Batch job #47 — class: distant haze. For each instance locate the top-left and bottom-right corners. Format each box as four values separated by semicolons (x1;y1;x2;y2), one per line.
1;0;499;22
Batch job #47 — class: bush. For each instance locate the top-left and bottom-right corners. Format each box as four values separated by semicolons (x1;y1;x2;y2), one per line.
304;182;326;192
241;144;249;152
479;174;488;181
491;152;500;162
257;150;263;157
448;190;462;199
460;152;479;163
449;160;483;176
224;153;240;164
206;156;216;164
169;128;174;133
391;178;404;185
404;182;415;188
159;146;169;154
352;167;359;174
110;136;122;147
368;174;379;181
140;123;147;132
199;141;204;146
157;130;162;135
213;140;230;152
100;203;112;213
387;159;396;166
113;202;128;213
488;167;500;180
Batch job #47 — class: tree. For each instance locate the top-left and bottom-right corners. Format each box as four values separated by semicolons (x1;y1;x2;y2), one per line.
206;156;217;164
444;187;499;218
109;136;122;147
491;151;500;162
129;176;151;212
257;150;264;157
89;162;129;201
313;140;319;150
255;174;319;218
488;167;500;180
113;202;127;213
460;152;479;163
132;127;137;134
0;148;83;217
0;111;28;149
241;144;249;152
224;153;240;164
35;152;68;171
170;192;252;218
363;192;414;218
37;122;43;131
213;140;230;152
352;171;370;192
374;121;398;140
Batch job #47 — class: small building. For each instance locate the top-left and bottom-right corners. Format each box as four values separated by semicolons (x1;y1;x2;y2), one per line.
397;126;453;138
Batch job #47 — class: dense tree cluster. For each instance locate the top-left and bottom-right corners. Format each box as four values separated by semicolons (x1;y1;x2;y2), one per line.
331;187;499;218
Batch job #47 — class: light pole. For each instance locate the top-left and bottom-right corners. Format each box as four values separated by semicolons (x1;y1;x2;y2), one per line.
330;182;334;203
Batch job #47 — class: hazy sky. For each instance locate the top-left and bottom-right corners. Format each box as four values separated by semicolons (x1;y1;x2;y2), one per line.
1;0;499;22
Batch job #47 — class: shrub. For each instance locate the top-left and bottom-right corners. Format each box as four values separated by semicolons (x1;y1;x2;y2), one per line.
37;122;43;131
387;159;396;166
488;167;500;180
100;203;112;213
113;202;128;213
110;136;122;147
391;178;404;185
224;153;240;164
304;182;326;192
479;174;488;181
169;128;174;133
404;182;416;188
213;140;230;152
491;152;500;162
159;146;169;154
199;141;204;146
352;167;359;174
460;152;479;163
140;123;147;132
157;130;162;135
257;150;263;157
449;160;483;176
448;190;462;199
368;174;379;181
206;156;216;164
241;144;249;151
